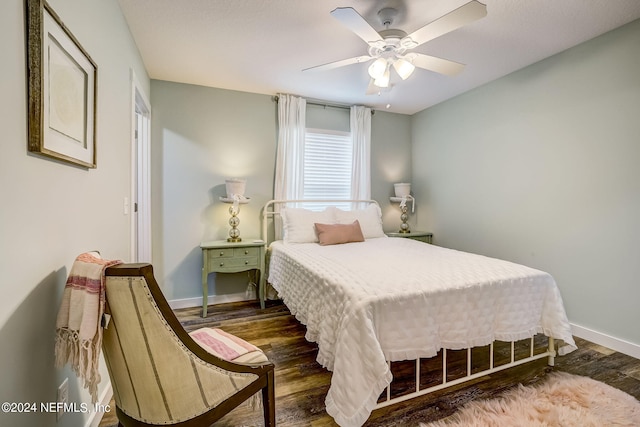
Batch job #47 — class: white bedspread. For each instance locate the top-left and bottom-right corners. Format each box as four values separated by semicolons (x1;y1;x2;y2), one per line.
267;237;576;427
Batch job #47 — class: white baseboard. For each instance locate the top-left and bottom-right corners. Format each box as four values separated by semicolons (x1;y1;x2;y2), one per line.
86;381;113;427
571;323;640;360
168;292;252;310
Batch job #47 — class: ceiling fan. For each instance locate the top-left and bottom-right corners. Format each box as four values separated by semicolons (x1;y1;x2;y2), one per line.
304;1;487;94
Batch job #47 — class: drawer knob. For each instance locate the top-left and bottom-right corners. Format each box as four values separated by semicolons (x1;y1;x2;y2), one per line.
219;262;224;267
244;250;249;254
219;251;224;256
245;260;249;265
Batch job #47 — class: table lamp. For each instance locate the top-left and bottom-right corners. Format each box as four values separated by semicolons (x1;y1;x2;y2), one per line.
389;182;414;233
220;178;249;242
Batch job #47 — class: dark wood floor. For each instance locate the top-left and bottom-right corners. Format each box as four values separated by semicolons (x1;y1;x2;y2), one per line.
100;300;640;427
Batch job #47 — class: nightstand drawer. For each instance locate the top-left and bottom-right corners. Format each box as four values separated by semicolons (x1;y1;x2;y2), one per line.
210;248;234;259
210;247;259;260
212;257;259;271
234;247;260;257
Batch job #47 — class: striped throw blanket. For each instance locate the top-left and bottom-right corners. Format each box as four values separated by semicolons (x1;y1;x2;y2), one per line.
55;252;122;402
190;327;267;364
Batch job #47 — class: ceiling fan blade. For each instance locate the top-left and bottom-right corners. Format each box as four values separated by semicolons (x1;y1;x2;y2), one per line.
411;53;465;76
330;7;382;44
303;55;372;72
403;1;487;48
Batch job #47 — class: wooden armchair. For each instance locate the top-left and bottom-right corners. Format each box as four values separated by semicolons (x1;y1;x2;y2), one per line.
102;263;275;426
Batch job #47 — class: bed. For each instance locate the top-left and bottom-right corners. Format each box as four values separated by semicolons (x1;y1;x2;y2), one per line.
261;199;576;427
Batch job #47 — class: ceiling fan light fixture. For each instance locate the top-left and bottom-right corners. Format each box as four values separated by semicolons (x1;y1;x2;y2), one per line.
393;58;415;80
368;58;387;79
374;68;390;88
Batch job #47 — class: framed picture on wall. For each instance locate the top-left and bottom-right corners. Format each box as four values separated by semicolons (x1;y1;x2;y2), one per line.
26;0;97;168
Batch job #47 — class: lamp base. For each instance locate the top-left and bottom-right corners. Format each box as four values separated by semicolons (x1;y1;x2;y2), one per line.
227;206;241;242
398;205;410;234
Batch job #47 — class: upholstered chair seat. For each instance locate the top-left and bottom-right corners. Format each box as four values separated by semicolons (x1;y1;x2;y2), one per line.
102;263;275;427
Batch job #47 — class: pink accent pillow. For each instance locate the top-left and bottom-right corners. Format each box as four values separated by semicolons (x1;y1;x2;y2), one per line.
314;220;365;246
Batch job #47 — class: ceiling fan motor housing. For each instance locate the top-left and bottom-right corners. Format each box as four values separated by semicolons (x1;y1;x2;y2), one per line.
377;7;398;27
370;29;410;57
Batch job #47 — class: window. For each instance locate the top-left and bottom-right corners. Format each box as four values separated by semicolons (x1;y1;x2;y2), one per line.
301;128;352;210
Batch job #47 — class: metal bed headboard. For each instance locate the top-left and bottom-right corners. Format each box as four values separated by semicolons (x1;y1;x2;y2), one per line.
261;199;380;246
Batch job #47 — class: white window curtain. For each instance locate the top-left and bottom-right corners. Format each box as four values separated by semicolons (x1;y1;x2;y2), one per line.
274;94;306;201
350;105;372;203
274;94;306;237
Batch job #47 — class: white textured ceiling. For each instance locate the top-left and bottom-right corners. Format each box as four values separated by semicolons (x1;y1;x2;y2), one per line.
117;0;640;114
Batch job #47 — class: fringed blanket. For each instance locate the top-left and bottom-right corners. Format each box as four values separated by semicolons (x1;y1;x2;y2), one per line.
55;252;122;402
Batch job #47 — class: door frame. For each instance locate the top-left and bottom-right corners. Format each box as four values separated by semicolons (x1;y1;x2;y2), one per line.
130;70;152;262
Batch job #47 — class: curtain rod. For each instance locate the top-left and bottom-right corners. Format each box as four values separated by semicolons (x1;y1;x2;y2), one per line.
272;95;375;114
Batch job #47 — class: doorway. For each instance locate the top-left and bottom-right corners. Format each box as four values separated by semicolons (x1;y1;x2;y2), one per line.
131;72;151;262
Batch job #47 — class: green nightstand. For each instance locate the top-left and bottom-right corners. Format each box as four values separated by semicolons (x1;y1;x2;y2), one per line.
200;239;266;317
386;231;433;244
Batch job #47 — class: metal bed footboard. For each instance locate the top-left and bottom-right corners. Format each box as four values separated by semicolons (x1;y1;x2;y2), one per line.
376;336;556;409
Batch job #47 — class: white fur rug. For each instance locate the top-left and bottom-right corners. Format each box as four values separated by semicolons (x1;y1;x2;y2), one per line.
420;372;640;427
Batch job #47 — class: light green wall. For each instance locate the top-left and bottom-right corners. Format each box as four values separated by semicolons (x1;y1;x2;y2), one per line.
411;19;640;347
371;110;413;229
306;103;350;131
150;81;277;300
150;82;412;300
0;0;149;425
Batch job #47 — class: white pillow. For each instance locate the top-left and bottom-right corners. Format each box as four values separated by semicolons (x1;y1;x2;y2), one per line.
334;204;385;239
281;207;336;243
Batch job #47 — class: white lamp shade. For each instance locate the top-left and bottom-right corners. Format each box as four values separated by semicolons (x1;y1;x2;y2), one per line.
225;178;246;198
393;58;415;80
374;68;390;88
367;58;387;79
394;182;411;197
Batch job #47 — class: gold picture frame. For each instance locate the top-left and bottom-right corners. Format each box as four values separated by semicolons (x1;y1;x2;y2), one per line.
26;0;97;168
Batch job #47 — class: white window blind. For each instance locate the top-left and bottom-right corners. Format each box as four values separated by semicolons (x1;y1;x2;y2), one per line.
302;129;352;210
